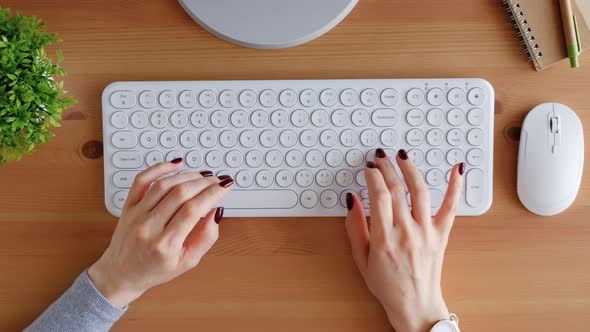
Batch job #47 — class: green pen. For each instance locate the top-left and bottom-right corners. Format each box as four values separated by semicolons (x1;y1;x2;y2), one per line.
559;0;582;68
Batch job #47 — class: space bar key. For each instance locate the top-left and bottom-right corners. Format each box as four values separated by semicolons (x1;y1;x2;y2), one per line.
220;190;298;209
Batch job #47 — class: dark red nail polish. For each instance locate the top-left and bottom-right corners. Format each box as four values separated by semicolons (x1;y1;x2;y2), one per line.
346;192;354;211
375;148;386;158
398;149;408;160
218;175;231;181
219;178;234;188
459;162;466;176
214;207;224;224
171;158;183;164
367;161;376;168
200;170;213;177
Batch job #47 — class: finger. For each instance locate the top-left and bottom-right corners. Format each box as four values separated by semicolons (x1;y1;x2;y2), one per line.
126;158;184;206
344;192;369;273
373;148;413;229
434;162;465;235
163;178;233;248
365;161;394;245
396;149;431;224
139;170;215;211
181;208;222;269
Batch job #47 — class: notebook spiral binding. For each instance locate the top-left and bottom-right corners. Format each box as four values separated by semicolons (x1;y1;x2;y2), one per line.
501;0;543;61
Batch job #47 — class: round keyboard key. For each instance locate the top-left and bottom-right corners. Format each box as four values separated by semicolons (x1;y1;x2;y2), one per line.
467;87;485;106
446;148;464;165
331;109;349;127
406;88;425;106
320;190;338;208
406;128;425;146
336;169;354;187
406;108;425;126
238;89;256;108
340;190;356;207
197;90;216;108
219;89;237;108
113;191;128;209
280;130;298;148
467;108;484;126
111;112;129;129
467;128;484;146
300;89;318;107
210;110;229;128
270;109;289;127
346;149;364;167
146;151;163;166
325;149;344;167
465;168;484;208
447;87;466;106
256;170;274;188
130;111;148;129
291;109;309;127
426;128;444;146
236;170;254;188
340;129;358;147
360;129;378;147
426;169;444;186
166;150;182;162
206;150;223;168
160;131;178;149
200;130;217;148
407;149;424;166
251;109;270;128
186;151;203;168
140;131;157;148
311;109;329;127
355;170;367;186
296;170;314;187
110;91;136;109
380;129;399;147
226;150;244;168
150;111;168;129
239;130;257;148
467;148;483;166
300;129;318;147
279;89;298;107
219;130;238;148
305;149;323;167
316;169;334;187
360;88;379;106
380;88;400;106
300;190;318;208
180;131;197;148
426;149;444;166
447;108;465;126
265;150;283;168
230;110;248;128
351;108;370;127
371;108;399;126
190;111;208;128
113;171;139;188
426;88;445;106
259;89;278;107
360;189;369;199
217;169;233;178
320;129;338;147
179;90;197;108
276;170;294;188
319;88;338;107
158;90;176;108
340;88;358;107
245;150;264;167
138;91;156;109
430;188;444;209
426;108;444;126
286;150;304;167
170;111;189;128
446;128;464;146
260;130;278;148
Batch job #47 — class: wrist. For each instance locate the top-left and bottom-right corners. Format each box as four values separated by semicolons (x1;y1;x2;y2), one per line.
88;259;144;308
385;299;449;332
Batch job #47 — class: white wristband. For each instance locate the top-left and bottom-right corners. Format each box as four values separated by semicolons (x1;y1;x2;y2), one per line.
430;313;460;332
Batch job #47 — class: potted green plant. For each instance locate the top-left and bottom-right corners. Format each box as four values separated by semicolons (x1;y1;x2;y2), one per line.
0;7;76;165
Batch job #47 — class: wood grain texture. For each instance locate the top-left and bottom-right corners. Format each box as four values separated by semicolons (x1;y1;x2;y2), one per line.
1;0;590;331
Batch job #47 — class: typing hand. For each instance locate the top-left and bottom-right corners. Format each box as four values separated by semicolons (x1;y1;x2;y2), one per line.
344;148;465;332
88;159;233;308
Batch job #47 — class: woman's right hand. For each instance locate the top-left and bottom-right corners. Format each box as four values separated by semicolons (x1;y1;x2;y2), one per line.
344;148;465;332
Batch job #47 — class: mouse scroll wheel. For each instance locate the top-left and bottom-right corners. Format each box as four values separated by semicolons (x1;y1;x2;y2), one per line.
549;116;559;134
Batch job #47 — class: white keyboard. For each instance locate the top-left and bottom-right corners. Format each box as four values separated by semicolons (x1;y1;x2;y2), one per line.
102;79;494;217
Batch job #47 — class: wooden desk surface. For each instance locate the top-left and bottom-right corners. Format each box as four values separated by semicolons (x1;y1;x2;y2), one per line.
1;1;589;331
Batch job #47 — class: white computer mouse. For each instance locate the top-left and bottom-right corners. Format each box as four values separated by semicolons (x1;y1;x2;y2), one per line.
517;102;584;216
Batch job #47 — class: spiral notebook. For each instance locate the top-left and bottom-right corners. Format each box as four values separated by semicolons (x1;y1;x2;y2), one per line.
502;0;590;70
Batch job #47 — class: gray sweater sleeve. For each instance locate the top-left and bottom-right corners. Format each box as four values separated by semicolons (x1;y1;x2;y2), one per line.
25;270;127;332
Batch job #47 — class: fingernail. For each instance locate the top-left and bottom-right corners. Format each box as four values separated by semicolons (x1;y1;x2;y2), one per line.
218;175;231;181
375;148;386;158
366;161;376;168
200;170;213;177
459;162;466;176
171;158;183;164
219;178;234;188
346;192;354;211
214;207;224;224
398;149;408;160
